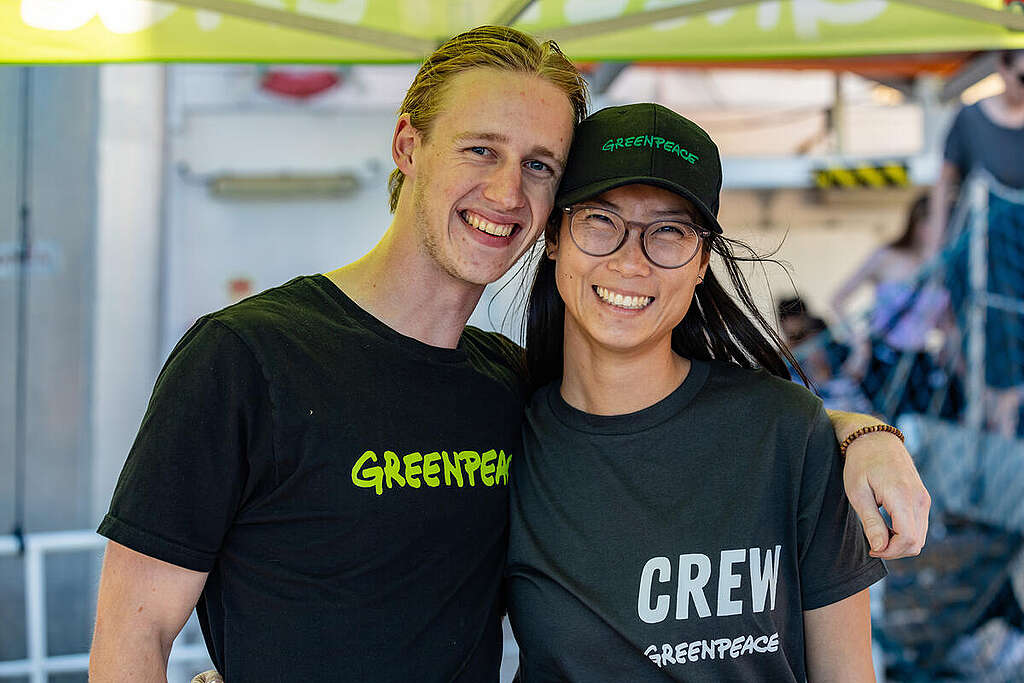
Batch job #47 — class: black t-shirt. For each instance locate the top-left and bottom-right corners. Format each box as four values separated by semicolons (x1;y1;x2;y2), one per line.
99;275;525;681
944;102;1024;189
506;359;886;682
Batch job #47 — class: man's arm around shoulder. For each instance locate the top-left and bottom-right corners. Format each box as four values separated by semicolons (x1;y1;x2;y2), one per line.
825;410;930;559
90;540;208;682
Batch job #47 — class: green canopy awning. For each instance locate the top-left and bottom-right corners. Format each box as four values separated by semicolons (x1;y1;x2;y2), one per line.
2;0;1023;64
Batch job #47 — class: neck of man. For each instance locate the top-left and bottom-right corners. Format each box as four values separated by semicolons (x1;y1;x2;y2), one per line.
325;220;485;350
559;328;691;416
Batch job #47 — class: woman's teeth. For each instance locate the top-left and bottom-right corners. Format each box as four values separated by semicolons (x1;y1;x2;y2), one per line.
462;210;515;237
595;286;652;310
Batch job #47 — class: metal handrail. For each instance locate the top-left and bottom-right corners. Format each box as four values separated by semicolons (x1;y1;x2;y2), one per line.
0;530;212;681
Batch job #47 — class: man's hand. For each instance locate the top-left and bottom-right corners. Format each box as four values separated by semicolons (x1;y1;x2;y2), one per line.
827;410;931;559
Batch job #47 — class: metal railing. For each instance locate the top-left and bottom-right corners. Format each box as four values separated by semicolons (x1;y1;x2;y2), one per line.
0;529;212;682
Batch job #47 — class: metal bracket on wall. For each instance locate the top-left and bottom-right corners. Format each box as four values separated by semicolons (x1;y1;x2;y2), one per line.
176;163;366;200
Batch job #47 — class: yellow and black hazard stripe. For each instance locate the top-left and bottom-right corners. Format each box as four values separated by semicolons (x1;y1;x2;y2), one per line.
813;162;909;189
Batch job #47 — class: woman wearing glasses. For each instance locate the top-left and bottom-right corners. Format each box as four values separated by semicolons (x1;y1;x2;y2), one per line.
507;103;885;681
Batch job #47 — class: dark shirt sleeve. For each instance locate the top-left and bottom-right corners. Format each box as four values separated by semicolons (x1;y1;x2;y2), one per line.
795;408;887;610
97;317;271;572
943;105;970;175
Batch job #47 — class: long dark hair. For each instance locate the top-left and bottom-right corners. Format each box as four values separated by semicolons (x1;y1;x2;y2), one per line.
523;211;809;393
888;192;929;251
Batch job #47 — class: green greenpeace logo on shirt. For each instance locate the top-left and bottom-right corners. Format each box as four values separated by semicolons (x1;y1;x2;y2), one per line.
602;135;699;164
351;448;511;495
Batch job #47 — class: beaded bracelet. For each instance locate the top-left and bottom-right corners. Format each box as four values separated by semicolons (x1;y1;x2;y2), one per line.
838;424;905;458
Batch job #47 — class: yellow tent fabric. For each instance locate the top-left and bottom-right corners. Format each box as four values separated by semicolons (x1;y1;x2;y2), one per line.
1;0;1023;64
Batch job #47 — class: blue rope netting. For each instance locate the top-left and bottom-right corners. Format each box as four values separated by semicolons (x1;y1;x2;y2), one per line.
946;187;1024;392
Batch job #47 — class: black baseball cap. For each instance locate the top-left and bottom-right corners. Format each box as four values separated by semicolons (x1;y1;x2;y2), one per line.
556;103;723;234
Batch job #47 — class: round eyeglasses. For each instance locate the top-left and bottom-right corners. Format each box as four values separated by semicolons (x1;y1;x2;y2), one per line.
564;205;710;269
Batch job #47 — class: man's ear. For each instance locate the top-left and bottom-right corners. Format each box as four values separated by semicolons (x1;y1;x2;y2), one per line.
392;114;419;177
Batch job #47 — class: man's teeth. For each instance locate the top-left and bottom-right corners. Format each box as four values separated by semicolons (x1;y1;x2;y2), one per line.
595;286;652;310
463;211;515;237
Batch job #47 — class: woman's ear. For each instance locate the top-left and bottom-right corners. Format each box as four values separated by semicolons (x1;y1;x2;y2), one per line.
545;236;558;260
392;114;418;176
697;248;711;282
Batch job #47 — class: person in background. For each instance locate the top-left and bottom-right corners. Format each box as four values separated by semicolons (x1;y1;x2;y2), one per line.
927;50;1024;435
778;296;832;383
777;295;877;413
778;296;827;348
509;103;884;681
928;50;1024;251
832;194;951;381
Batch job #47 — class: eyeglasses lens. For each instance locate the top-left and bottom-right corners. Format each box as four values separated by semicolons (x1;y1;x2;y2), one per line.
569;207;701;268
646;223;701;268
571;208;623;255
